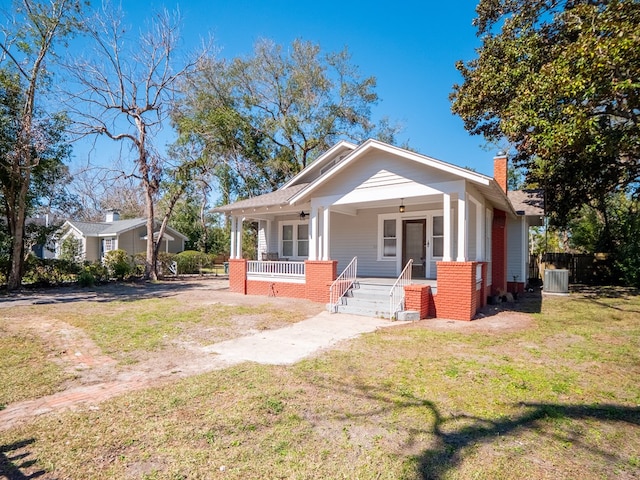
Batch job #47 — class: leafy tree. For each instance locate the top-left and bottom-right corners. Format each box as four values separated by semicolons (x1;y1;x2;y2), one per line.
0;0;85;290
174;39;396;198
59;235;82;263
569;191;640;286
64;4;208;280
451;0;640;226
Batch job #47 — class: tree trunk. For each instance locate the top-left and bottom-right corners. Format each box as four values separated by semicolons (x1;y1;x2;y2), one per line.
7;215;25;291
144;186;157;281
6;139;33;291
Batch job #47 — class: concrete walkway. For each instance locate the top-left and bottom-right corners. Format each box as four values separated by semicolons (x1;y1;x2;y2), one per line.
0;311;399;430
205;311;394;364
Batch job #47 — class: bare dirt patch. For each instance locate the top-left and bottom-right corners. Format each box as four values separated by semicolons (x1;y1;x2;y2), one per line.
415;310;534;333
0;277;325;413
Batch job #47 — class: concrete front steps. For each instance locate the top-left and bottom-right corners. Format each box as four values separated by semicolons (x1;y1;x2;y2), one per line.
329;281;420;320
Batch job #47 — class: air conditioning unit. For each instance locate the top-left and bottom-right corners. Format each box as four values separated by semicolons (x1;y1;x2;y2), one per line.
544;269;569;294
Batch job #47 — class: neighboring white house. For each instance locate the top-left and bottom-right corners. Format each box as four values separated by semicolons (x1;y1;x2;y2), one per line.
56;211;187;262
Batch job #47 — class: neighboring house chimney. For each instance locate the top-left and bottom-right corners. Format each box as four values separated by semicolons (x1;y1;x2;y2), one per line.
105;210;120;222
493;151;508;193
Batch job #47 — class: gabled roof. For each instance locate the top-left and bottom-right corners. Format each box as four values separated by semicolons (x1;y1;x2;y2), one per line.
214;139;517;215
289;139;494;204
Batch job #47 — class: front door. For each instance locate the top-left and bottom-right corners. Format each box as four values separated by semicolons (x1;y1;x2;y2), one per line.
403;219;426;278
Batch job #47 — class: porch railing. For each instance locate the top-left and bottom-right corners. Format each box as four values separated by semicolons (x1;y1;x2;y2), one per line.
247;260;305;278
329;256;357;313
389;259;413;320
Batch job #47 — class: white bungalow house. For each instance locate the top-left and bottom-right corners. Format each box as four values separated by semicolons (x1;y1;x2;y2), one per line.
215;139;543;321
56;211;187;262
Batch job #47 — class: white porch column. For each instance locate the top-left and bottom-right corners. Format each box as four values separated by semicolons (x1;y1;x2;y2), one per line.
322;206;330;260
230;216;237;259
265;220;272;256
457;193;468;262
235;217;244;259
476;200;484;261
443;193;452;261
309;205;318;261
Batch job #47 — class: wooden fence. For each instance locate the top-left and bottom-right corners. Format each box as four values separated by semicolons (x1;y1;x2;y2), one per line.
530;253;608;285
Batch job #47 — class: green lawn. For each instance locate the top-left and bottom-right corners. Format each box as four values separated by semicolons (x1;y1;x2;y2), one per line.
1;289;639;479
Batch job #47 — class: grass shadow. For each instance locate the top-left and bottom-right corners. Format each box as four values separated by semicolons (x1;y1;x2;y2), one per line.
0;438;47;479
302;373;638;479
570;285;640;314
0;276;229;306
416;402;640;479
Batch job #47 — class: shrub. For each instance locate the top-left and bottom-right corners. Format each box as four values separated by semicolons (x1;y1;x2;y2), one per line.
103;249;133;280
83;262;109;284
175;250;210;274
131;252;176;278
77;269;95;287
157;252;177;277
22;256;81;286
132;252;146;276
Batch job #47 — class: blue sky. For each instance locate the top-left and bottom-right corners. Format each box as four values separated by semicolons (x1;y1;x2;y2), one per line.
75;0;499;175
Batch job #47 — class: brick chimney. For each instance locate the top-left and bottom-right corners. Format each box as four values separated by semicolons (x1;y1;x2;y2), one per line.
493;151;508;193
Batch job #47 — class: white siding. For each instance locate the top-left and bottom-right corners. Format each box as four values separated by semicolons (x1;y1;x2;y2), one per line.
330;208;398;277
310;150;457;201
468;201;477;261
507;217;526;283
257;220;268;258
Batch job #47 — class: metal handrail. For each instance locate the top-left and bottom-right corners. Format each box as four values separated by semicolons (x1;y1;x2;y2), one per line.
389;259;413;320
329;256;357;313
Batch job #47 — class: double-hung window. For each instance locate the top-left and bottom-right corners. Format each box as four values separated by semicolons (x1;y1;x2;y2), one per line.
432;216;444;257
280;221;309;259
378;216;397;260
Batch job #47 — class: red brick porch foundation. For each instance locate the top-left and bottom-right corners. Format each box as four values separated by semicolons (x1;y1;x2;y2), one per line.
404;284;436;319
433;261;487;321
229;259;247;294
228;259;337;303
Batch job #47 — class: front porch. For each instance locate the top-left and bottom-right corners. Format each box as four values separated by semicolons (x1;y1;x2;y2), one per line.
228;257;489;321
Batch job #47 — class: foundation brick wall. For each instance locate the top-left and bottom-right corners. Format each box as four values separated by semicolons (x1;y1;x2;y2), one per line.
228;259;247;294
247;280;307;298
435;262;478;321
480;262;488;309
491;209;507;295
404;284;435;319
507;282;525;294
305;260;337;303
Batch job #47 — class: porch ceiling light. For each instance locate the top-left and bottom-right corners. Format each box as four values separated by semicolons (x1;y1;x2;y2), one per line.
299;211;308;220
399;199;405;213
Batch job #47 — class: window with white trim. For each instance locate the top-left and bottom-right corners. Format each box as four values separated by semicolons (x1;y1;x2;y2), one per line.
377;215;398;260
104;238;115;252
279;221;309;259
432;216;444;257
